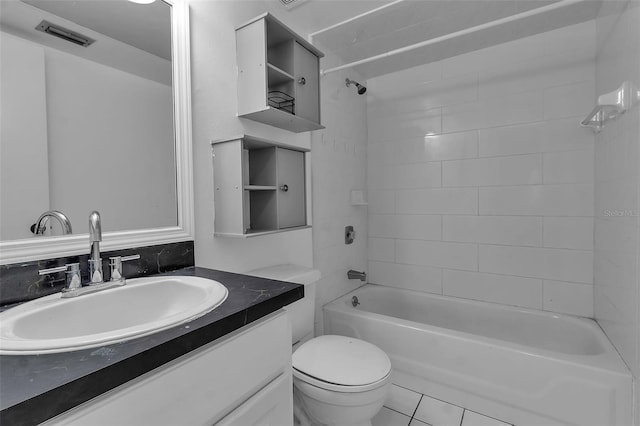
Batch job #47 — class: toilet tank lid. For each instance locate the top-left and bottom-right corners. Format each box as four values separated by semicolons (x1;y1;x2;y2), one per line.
246;264;320;285
292;335;391;386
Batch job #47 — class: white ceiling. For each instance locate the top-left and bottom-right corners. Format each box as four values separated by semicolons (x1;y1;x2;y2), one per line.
21;0;171;60
299;0;602;78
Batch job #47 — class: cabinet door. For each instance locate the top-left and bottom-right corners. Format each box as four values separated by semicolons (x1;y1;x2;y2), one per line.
213;141;245;235
293;42;320;124
276;148;305;229
216;373;292;426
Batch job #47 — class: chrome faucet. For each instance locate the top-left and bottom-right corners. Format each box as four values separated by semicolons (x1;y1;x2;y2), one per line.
37;211;141;298
347;269;367;281
88;211;103;284
32;210;72;235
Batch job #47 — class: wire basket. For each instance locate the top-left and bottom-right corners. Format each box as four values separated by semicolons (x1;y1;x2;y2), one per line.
268;91;295;115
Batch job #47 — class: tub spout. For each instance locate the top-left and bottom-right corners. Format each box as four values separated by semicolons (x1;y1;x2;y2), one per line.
347;269;367;281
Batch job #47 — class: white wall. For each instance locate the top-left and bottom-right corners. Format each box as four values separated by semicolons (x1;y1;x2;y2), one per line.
593;1;640;424
309;40;369;335
0;33;50;241
0;32;176;238
45;47;176;233
189;1;313;272
366;21;597;317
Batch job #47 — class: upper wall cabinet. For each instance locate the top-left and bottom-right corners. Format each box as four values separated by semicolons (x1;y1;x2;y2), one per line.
236;13;324;133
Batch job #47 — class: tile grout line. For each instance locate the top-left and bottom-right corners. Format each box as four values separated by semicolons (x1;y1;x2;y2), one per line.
460;409;466;426
408;394;424;425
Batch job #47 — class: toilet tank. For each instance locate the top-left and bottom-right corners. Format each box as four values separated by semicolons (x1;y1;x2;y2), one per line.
246;265;320;346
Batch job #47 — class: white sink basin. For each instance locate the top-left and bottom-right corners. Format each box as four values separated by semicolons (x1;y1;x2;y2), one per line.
0;276;228;354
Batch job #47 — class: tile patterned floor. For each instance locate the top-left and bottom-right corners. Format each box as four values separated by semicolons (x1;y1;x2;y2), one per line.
372;384;513;426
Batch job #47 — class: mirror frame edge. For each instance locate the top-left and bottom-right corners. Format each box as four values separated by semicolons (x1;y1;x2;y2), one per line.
0;0;194;265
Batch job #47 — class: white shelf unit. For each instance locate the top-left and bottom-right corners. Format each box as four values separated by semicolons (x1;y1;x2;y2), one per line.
212;135;309;237
236;13;324;133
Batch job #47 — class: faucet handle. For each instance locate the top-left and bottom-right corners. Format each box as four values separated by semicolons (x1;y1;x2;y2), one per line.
38;265;67;276
39;263;81;293
63;263;82;291
109;254;140;284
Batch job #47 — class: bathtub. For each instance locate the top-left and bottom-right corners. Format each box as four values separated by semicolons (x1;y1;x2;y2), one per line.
323;285;632;426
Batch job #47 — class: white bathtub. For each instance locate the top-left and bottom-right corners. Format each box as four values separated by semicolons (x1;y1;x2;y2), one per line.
323;285;632;426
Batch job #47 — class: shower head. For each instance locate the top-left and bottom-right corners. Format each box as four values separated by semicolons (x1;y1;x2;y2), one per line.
346;78;367;95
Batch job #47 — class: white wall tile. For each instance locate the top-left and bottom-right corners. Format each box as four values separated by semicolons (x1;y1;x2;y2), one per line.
369;60;442;96
442;154;542;187
443;269;543;309
366;17;598;319
479;118;594;157
368;261;442;294
396;239;478;271
388;131;478;165
543;148;594;184
543;217;594;250
442;90;544;133
478;50;595;100
389;162;442;189
369;214;441;241
368;107;442;144
479;245;593;283
413;395;463;426
397;188;478;215
543;80;595;119
368;237;395;262
443;215;542;246
420;131;479;161
544;280;594;317
368;190;395;214
479;184;593;216
371;73;478;113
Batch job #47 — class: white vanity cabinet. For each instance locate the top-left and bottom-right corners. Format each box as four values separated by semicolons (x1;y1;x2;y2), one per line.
212;135;308;237
236;13;324;133
43;311;293;426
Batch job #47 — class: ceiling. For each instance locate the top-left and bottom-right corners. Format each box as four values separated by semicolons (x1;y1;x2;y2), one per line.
21;0;171;60
300;0;602;78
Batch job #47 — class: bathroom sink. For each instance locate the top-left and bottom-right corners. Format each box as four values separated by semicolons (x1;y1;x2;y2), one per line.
0;276;228;354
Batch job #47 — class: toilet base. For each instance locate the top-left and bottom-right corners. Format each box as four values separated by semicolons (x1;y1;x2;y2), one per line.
293;377;389;426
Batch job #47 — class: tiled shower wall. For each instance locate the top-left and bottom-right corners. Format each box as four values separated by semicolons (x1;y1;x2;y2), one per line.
310;40;369;335
366;21;597;317
593;0;640;420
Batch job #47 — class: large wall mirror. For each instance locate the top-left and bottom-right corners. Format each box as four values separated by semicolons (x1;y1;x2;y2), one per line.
0;0;193;264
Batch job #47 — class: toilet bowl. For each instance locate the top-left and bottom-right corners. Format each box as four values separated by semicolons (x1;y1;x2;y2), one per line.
246;265;391;426
292;335;391;426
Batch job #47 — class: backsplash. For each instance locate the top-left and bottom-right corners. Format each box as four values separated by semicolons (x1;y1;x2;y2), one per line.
0;241;194;305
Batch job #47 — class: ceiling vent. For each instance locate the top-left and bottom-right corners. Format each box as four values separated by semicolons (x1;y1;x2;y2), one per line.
279;0;309;10
35;20;95;47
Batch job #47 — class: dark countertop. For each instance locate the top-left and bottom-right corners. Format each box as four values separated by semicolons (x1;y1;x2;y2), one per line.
0;267;303;425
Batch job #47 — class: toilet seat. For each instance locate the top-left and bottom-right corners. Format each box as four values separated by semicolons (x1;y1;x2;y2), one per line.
293;367;391;393
292;335;391;393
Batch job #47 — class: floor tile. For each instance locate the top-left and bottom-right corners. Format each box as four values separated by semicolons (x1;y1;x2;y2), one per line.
385;384;422;417
413;395;464;426
462;410;511;426
409;418;431;426
372;407;411;426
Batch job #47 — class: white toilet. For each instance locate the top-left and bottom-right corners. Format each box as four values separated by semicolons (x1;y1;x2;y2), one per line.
247;265;391;426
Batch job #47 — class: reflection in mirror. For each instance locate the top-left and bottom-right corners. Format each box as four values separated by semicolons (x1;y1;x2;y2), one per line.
0;0;177;241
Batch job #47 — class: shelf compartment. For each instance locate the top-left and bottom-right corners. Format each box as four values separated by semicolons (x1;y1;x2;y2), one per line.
267;63;294;87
